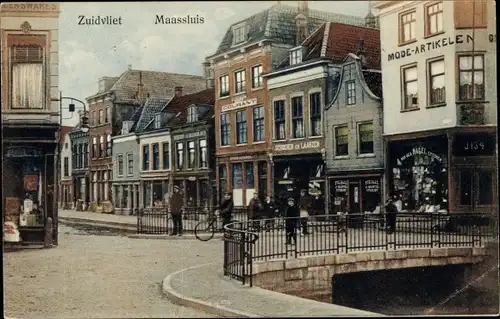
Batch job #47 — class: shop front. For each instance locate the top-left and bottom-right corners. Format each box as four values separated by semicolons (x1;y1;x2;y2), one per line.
72;172;90;211
141;178;169;209
172;175;215;210
387;134;449;212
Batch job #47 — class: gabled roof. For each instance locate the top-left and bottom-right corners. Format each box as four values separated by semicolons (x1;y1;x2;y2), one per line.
134;98;172;133
87;69;207;104
60;126;73;144
212;3;365;56
276;22;381;70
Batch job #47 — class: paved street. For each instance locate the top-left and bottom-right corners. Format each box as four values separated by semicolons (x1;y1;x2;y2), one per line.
4;224;222;319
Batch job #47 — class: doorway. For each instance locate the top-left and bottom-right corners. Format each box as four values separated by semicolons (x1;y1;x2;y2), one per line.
349;182;361;214
458;167;494;211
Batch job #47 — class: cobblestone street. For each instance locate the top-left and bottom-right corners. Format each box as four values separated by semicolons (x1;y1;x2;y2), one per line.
4;225;222;318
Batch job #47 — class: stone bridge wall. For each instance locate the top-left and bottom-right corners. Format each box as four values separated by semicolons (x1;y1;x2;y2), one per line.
251;247;488;300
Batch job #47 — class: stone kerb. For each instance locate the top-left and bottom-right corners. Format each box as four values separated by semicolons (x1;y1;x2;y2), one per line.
251;247;488;296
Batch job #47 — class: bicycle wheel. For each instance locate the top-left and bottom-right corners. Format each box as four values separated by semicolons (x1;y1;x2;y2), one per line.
195;219;216;241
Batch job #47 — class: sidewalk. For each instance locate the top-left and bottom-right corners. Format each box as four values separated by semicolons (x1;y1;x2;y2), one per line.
163;262;383;317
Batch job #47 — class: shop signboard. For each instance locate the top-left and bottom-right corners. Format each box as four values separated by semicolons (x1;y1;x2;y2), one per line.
364;179;380;193
273;140;323;154
452;133;496;157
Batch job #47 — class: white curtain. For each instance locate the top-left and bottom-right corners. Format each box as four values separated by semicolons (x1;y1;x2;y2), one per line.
12;63;43;109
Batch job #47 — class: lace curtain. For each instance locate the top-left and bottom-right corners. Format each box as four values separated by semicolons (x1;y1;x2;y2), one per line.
12;63;43;109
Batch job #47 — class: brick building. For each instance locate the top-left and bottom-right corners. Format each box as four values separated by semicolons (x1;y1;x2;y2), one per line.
207;1;365;206
85;67;206;212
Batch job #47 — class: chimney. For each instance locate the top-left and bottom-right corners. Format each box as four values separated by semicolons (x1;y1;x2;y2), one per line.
202;61;214;89
136;71;146;104
174;86;183;97
357;39;368;68
295;1;309;45
128;64;132;71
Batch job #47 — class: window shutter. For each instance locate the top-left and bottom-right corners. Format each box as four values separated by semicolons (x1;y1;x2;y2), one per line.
12;46;43;63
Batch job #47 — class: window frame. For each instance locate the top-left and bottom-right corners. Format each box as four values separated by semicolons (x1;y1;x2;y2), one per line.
106;134;112;157
99;135;105;158
357;121;374;155
99;109;104;125
84;144;89;168
291;95;304;139
398;9;417;45
199;139;208;168
162;142;170;170
290;48;302;65
92;137;97;159
427;56;446;107
142;144;150;171
232;163;243;189
220;113;230;146
127;153;133;175
117;154;124;176
152;143;160;170
105;107;111;123
251;64;263;89
176;142;184;169
219;74;229;97
253;105;265;142
401;63;419;111
187;140;196;169
236;110;247;144
233;25;246;44
219;164;227;193
346;80;356;106
234;69;246;94
63;157;69;177
273;100;286;141
334;125;349;157
154;113;161;129
309;91;322;137
425;1;444;37
245;162;254;188
457;54;485;102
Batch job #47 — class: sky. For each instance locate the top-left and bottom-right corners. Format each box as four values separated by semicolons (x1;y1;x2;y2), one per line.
60;1;370;126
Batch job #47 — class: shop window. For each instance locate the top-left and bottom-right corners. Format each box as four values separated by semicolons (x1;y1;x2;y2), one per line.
477;170;493;205
358;122;374;154
245;163;254;188
258;161;267;196
291;96;304;138
335;125;349;156
162;142;170;169
346;81;356;105
152;143;160;170
460;170;473;206
176;142;184;169
402;64;418;110
117;154;124;176
144;181;152;208
362;179;381;212
219;164;227;194
187;141;196;169
309;92;321;136
199;139;208;168
236;110;247;144
235;69;246;93
232;163;243;189
274;100;286;140
458;54;484;101
220;113;230;146
428;58;445;105
253;106;264;142
142;145;149;170
10;45;44;109
122;186;129;209
152;182;163;207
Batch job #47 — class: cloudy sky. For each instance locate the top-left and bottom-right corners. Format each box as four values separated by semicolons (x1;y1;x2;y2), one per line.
60;1;370;126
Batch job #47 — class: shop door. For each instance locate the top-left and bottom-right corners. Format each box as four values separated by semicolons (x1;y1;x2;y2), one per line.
458;168;494;212
349;182;361;214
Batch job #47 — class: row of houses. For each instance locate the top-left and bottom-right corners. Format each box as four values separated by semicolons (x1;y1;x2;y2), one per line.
59;0;497;216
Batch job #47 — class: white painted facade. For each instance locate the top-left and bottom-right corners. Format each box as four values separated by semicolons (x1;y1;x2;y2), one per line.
0;3;60;124
139;132;172;174
60;133;72;180
376;0;497;136
266;64;331;90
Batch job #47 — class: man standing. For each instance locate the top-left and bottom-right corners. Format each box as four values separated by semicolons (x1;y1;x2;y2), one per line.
263;195;277;231
297;189;311;235
219;192;234;229
385;195;399;234
248;192;263;231
169;185;184;236
284;197;299;245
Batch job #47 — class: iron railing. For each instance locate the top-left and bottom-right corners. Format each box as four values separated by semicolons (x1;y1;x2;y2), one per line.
136;206;248;234
223;212;496;287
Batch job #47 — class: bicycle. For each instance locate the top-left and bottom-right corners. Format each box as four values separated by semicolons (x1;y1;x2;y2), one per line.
194;209;219;241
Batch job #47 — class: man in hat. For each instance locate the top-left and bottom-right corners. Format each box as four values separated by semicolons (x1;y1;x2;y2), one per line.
219;192;234;228
169;185;184;236
248;191;263;231
284;197;299;245
298;189;311;235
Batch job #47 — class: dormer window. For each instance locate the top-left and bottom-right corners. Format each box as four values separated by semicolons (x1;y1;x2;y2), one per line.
187;106;199;123
154;113;161;129
290;48;302;65
232;24;246;45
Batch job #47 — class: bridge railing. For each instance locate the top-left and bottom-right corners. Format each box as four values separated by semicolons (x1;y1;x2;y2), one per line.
136;206;248;234
223;212;496;286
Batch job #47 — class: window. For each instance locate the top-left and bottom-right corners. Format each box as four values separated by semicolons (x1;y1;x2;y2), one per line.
162;142;170;169
117;154;124;176
235;69;246;93
220;113;230;146
309;92;321;136
152;143;160;170
428;58;445;105
105;107;110;123
399;10;416;44
458;55;485;101
187;141;195;169
142;145;149;170
478;170;493;205
291;96;304;138
245;162;254;188
454;0;488;29
290;48;302;65
72;145;77;169
253;106;264;142
99;135;105;158
10;45;44;109
258;161;267;196
99;109;103;125
106;134;112;157
91;111;96;126
84;144;88;167
154;113;161;129
274;100;286;140
219;75;229;97
358;122;374;154
236;110;247;144
251;65;263;88
199;139;208;168
335;125;349;156
63;157;69;177
402;65;418;110
346;80;356;105
78;145;84;168
233;25;245;44
176;142;184;169
187;106;198;123
232;163;243;189
92;137;97;158
127;153;133;175
219;164;227;194
426;2;443;36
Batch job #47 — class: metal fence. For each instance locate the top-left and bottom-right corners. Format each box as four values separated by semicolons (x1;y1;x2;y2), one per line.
223;212;497;287
136;206;248;234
